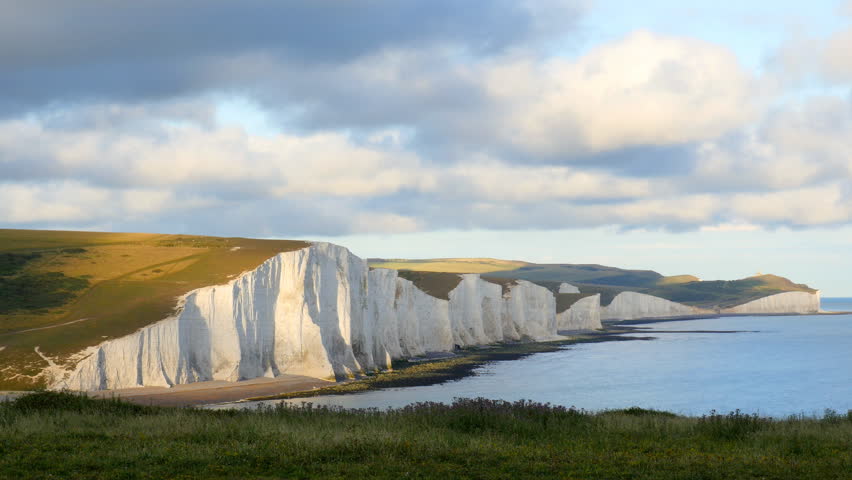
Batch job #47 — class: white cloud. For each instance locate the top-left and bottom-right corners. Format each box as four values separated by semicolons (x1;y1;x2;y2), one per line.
598;195;722;226
2;89;852;234
441;158;651;202
0;182;188;224
230;30;758;159
3;18;852;236
822;27;852;82
0;115;427;198
729;184;852;226
0;183;105;223
700;223;760;233
688;95;852;192
349;212;422;234
817;2;852;82
482;31;757;155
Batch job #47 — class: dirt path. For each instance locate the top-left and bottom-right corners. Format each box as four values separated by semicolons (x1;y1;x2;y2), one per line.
0;318;92;337
88;375;337;407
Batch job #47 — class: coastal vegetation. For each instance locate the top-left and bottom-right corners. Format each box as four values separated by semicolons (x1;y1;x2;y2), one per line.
0;229;307;390
1;391;849;479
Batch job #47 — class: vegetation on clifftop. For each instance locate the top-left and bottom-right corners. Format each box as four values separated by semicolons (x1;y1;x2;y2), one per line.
0;229;308;390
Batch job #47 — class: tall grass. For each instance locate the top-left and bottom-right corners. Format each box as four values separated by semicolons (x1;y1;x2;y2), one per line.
0;392;850;479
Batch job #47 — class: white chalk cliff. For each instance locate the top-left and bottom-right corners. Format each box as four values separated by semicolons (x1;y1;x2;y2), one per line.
722;291;820;315
558;283;580;294
601;292;712;321
600;290;821;321
53;243;559;391
557;294;601;331
48;242;823;391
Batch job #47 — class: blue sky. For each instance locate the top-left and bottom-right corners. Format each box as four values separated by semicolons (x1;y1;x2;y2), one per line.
582;0;849;70
1;1;851;295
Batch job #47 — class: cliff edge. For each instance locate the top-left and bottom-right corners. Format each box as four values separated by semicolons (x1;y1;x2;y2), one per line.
52;243;560;391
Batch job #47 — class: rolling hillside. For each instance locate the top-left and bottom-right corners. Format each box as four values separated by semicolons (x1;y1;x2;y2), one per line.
0;229;307;389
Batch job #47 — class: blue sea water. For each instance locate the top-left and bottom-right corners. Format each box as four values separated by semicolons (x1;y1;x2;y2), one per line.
227;298;852;417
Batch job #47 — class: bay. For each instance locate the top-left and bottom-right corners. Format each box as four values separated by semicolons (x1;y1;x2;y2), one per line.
220;298;852;417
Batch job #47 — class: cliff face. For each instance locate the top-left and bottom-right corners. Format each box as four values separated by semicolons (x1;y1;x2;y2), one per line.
722;291;821;314
53;243;558;391
58;243;369;390
600;290;821;321
557;294;601;331
558;283;580;294
48;243;823;392
601;292;711;321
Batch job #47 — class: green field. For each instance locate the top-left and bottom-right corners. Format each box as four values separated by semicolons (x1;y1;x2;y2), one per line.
0;229;308;390
1;392;849;479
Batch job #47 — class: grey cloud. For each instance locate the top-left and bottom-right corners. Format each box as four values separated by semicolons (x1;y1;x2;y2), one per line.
3;2;852;236
0;0;581;114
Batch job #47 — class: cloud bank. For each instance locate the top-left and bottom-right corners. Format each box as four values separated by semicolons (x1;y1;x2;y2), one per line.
1;1;850;236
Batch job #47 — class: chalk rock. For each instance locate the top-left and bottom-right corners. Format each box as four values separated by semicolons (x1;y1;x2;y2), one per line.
558;283;580;294
56;243;371;390
501;280;559;341
601;292;710;321
722;291;820;314
52;243;561;391
557;294;602;331
391;274;454;357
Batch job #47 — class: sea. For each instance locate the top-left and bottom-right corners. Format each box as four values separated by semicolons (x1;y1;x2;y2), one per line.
218;298;852;417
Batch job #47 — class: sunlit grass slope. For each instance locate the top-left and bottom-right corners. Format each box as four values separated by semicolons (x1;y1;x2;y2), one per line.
1;392;850;480
0;229;308;389
369;258;528;274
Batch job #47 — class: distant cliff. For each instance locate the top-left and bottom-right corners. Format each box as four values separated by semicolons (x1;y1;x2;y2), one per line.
600;290;820;321
557;294;601;331
601;292;711;321
722;291;821;315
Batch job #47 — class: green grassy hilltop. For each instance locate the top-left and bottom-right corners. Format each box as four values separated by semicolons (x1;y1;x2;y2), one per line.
0;392;849;480
0;229;307;390
369;259;817;308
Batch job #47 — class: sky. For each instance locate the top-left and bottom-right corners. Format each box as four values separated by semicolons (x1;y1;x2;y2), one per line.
1;1;851;295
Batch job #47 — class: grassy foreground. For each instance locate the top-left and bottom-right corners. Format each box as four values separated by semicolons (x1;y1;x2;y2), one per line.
1;392;850;480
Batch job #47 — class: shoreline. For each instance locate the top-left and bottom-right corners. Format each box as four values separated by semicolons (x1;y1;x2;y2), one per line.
3;329;650;408
6;310;848;408
226;310;852;406
607;310;851;327
225;327;656;405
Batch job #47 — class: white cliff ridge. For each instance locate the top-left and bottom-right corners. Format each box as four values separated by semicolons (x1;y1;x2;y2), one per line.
722;291;821;314
600;290;821;321
49;242;823;392
601;292;712;321
53;243;559;391
557;294;602;331
558;283;580;294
